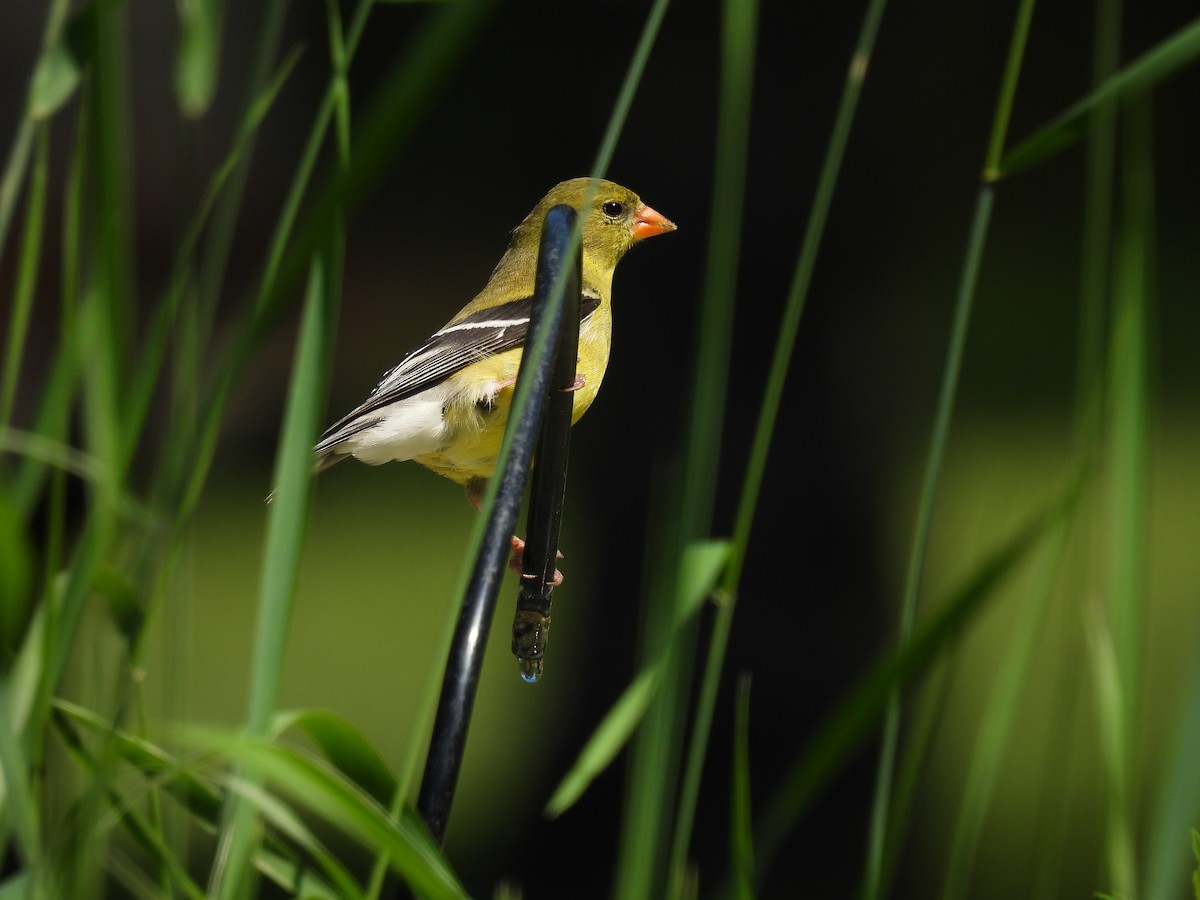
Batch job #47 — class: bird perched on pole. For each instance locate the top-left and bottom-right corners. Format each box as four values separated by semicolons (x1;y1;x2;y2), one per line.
312;177;676;506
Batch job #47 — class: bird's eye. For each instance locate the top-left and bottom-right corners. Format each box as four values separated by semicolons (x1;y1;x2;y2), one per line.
601;201;625;219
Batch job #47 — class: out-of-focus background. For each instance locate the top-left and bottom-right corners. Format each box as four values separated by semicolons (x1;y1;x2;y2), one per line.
2;1;1199;897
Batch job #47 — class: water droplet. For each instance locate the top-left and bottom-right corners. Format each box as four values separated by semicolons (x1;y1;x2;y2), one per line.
519;657;543;683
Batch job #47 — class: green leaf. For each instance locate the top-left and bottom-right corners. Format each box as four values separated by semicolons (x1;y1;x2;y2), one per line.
216;738;466;900
545;664;661;819
544;539;728;817
272;709;397;807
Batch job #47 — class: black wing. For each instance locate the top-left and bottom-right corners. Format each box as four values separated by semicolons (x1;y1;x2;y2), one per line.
315;291;600;451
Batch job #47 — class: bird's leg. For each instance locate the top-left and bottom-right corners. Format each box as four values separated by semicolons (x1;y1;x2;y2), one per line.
464;477;487;510
509;536;564;586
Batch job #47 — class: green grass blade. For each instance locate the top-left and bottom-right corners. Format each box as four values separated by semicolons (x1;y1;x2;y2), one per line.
0;683;42;873
1143;660;1200;899
225;780;367;900
588;0;671;179
271;709;397;807
1094;98;1154;899
50;708;207;899
864;183;995;897
752;477;1081;887
546;665;661;820
940;521;1068;898
867;0;1036;883
174;0;222;118
664;0;757;888
209;244;339;898
998;17;1200;179
546;539;726;818
730;675;754;899
1;125;49;432
1193;829;1200;900
1086;603;1137;896
217;739;466;900
0;0;73;260
193;0;288;330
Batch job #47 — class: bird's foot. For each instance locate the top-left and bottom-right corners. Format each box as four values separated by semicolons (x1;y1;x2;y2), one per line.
563;373;585;392
509;536;564;586
464;477;487;510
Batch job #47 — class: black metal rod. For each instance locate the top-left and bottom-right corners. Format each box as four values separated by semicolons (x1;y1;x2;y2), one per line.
512;218;582;682
414;205;581;846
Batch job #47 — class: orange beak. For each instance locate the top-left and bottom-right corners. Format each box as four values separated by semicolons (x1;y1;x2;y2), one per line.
632;204;678;240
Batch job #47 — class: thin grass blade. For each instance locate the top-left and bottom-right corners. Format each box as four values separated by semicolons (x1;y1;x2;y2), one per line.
730;675;754;899
546;540;727;818
174;0;222;118
217;739;466;900
998;17;1200;179
752;477;1081;887
209;243;339;898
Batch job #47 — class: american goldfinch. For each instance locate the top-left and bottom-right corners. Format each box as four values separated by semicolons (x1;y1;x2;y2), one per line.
314;177;676;505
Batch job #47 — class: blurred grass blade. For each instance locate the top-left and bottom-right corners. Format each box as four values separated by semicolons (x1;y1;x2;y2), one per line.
217;739;466;900
545;540;727;818
666;0;758;888
1085;603;1136;895
730;675;754;899
210;244;339;897
1143;660;1200;899
0;872;32;900
0;0;72;260
545;665;660;819
122;44;302;470
0;684;41;872
54;702;354;897
868;0;1037;883
1;125;49;432
998;16;1200;179
940;520;1067;899
50;708;207;899
271;709;397;807
1097;97;1154;899
588;0;671;179
1193;830;1200;899
54;700;223;818
227;780;366;900
752;476;1081;886
174;0;222;117
0;484;35;664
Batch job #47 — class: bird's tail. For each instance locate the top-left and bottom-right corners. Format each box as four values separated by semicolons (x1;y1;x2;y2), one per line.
265;448;349;503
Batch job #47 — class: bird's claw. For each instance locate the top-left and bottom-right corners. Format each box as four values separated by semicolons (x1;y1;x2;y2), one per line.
509;536;564;586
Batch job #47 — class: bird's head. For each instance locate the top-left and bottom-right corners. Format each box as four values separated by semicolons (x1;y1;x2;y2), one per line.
517;177;677;271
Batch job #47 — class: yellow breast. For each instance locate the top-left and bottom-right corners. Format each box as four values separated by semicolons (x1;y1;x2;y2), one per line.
413;301;613;485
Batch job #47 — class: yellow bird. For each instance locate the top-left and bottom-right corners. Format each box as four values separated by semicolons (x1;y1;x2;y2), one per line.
313;178;676;506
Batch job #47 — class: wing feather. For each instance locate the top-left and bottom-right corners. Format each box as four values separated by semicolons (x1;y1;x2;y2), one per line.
315;291;600;453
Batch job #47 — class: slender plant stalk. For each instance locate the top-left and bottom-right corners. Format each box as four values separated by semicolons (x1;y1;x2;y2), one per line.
209;242;341;898
1;125;49;432
0;0;72;263
863;0;1035;894
664;0;757;892
1098;97;1153;898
